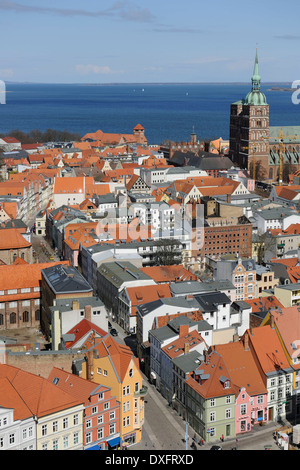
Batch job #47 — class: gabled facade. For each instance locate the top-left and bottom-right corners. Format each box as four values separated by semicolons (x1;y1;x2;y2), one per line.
48;367;120;450
185;350;236;442
79;336;146;448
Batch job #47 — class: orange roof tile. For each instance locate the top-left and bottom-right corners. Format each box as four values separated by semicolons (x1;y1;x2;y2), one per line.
0;377;33;421
0;228;31;250
91;335;138;383
125;284;171;316
0;364;83;418
139;265;198;283
185;351;237;399
162;330;205;359
0;261;70;291
213;342;267;396
246;325;291;374
64;319;107;349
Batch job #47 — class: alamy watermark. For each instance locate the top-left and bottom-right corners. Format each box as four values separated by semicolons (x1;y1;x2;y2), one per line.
95;200;205;253
291;80;300;105
0;80;6;104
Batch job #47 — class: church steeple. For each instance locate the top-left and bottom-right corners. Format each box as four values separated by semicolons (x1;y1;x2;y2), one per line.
244;49;267;106
251;49;261;91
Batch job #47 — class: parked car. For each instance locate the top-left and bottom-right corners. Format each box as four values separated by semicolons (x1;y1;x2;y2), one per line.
110;328;118;337
210;445;222;450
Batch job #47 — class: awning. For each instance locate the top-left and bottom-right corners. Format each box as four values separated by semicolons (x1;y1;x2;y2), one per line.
107;436;121;448
86;444;101;450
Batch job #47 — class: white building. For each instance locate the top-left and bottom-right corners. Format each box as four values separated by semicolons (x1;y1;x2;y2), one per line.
0;393;36;450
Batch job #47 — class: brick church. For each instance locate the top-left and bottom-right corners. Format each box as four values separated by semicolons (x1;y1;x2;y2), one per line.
229;50;300;182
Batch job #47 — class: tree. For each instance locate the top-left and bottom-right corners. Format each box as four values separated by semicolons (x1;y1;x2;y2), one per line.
153;240;182;266
253;232;276;264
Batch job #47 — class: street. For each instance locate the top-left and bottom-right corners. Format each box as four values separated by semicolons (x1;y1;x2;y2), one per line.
108;316;282;452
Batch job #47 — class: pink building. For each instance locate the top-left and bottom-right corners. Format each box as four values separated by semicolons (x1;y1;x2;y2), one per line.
214;337;268;434
235;386;267;435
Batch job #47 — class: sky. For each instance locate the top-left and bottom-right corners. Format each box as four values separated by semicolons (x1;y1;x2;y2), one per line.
0;0;300;83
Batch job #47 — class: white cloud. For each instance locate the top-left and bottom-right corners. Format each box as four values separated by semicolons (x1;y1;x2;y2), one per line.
0;68;14;78
76;64;122;75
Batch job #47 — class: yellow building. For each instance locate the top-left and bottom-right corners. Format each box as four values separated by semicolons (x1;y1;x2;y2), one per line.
81;336;147;448
274;282;300;308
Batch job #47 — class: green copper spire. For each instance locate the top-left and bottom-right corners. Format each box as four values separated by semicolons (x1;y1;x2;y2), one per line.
244;49;267;106
251;49;261;90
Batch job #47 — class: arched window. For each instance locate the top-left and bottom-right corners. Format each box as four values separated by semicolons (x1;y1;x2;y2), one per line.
10;312;17;324
23;311;29;323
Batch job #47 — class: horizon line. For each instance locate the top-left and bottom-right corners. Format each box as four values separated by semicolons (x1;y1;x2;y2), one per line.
4;80;293;86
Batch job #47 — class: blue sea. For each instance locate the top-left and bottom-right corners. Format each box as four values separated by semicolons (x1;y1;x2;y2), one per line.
1;83;300;144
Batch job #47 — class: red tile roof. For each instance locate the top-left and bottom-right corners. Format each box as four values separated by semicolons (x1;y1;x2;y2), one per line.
0;364;83;418
64;319;107;349
0;228;31;250
213;341;267;396
245;325;291;374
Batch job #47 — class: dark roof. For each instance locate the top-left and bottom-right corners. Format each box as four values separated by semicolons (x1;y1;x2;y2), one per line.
42;264;93;295
169;150;233;170
195;292;231;312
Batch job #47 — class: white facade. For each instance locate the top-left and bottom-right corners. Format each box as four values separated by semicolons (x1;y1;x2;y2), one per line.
0;407;36;450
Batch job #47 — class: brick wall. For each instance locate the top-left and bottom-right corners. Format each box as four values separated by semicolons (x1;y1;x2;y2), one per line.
5;349;86;379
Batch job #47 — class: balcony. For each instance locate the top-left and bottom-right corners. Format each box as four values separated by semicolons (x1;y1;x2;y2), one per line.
134;385;148;397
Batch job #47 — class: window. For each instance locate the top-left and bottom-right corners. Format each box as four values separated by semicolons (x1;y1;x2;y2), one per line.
110;411;115;420
98;415;103;425
63;436;69;449
63;417;69;429
257;395;264;404
53;421;58;433
129;368;133;378
73;432;79;446
73;414;79;426
210;399;215;407
52;439;59;450
92;407;97;415
9;433;15;445
41;424;48;436
225;408;231;419
109;423;116;435
241;404;247;415
209;411;216;422
104;402;110;410
98;427;104;440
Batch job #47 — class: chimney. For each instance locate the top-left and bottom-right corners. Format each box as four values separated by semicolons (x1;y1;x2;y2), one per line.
85;305;92;322
72;300;80;310
179;324;189;338
233;333;239;342
184;342;190;354
87;349;94;380
227;193;231;204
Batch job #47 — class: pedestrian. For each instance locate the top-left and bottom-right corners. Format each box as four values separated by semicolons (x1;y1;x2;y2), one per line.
221;434;224;442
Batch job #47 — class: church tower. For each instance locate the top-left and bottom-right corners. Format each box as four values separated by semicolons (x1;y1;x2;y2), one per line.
229;50;270;179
